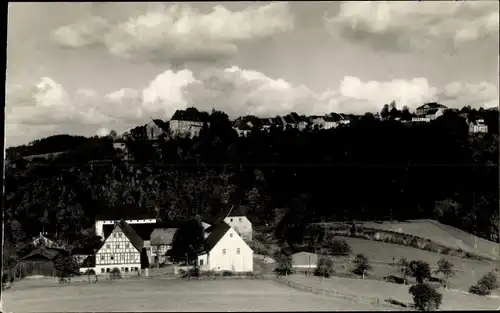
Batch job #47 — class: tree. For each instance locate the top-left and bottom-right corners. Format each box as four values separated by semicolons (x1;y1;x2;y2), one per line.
352;253;372;278
401;106;412;121
381;104;390;119
328;238;352;256
53;255;80;283
469;271;499;296
410;260;432;284
435;258;455;286
314;257;334;278
274;252;293;276
397;257;411;284
166;219;205;265
409;283;443;311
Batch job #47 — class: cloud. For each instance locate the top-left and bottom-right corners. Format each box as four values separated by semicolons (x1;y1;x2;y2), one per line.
53;3;294;65
324;1;499;52
6;68;498;147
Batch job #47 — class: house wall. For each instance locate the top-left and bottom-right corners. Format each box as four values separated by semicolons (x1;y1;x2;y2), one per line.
151;244;171;265
95;219;157;239
224;216;253;241
198;228;253;272
95;226;141;274
170;120;206;138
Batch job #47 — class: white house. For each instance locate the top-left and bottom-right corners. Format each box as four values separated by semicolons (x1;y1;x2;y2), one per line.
169;108;210;138
94;204;158;239
224;211;253;242
197;222;253;272
469;119;488;134
94;220;144;275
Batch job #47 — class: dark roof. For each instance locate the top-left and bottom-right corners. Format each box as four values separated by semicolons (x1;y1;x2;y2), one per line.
203;222;231;252
81;255;96;267
102;221;182;240
283;114;297;124
20;247;69;261
328;113;343;122
171;108;208;122
114;220;144;251
71;246;95;255
95;204;156;221
150;228;177;245
272;116;284;125
260;118;271;126
227;205;247;217
416;102;447;110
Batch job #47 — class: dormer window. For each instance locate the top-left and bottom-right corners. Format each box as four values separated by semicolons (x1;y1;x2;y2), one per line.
222;249;227;255
230;218;233;222
238;218;242;222
229;233;233;238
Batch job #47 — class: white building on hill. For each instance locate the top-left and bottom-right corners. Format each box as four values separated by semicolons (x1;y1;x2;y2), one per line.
223;206;253;241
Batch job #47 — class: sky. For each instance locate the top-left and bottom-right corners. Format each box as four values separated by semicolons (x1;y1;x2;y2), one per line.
5;1;499;147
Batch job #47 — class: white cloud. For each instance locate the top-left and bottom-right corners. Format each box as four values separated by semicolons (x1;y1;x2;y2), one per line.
53;3;294;65
324;1;499;51
5;68;498;147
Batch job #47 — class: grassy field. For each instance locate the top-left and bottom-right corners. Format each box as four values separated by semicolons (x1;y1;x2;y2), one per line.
286;275;500;311
336;236;499;294
3;277;385;312
348;219;499;261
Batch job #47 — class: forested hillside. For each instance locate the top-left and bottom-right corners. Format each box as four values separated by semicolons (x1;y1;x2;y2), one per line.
3;109;499;259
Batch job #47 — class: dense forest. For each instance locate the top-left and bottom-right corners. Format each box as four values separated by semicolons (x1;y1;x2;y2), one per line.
3;108;499;262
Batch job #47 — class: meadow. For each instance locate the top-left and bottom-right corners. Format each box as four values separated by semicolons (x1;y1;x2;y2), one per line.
3;277;384;312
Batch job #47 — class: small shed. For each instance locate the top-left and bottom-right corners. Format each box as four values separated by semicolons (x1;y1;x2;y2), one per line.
19;248;69;277
292;252;318;270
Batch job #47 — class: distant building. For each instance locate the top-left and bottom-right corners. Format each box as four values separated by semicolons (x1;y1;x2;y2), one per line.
150;228;177;265
169;108;209;138
469;119;488;134
292;252;318;272
19;247;71;277
31;232;61;249
415;103;447;116
94;204;158;239
223;206;253;241
425;108;446;120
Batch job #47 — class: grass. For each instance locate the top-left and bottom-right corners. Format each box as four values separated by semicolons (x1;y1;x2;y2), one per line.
352;219;499;261
286;275;500;311
3;277;385;312
336;236;498;292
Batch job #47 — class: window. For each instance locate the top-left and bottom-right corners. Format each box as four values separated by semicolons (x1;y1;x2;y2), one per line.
237;248;240;255
113;233;117;237
121;267;124;271
134;267;139;272
100;256;105;261
101;268;105;273
222;249;227;255
116;244;120;249
238;218;242;222
110;255;114;261
229;233;233;238
106;244;110;249
230;218;233;222
106;268;110;273
125;267;129;272
118;233;122;237
199;259;204;266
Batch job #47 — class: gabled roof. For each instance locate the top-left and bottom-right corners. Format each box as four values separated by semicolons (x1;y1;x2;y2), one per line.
227;205;247;217
272;116;284;125
203;222;231;252
81;255;96;267
20;247;69;261
95;204;156;221
102;221;182;241
112;220;144;252
150;228;177;245
416;102;447;110
171;108;209;122
426;108;439;115
283;114;297;124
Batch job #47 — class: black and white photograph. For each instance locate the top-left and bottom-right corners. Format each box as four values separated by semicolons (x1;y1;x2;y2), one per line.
2;1;499;311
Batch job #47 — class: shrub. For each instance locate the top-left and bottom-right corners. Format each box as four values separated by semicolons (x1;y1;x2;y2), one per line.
329;239;352;256
384;275;406;284
274;253;293;276
222;270;234;276
84;269;96;275
435;258;455;284
469;271;499;296
314;257;334;278
188;266;200;277
410;260;432;284
409;283;443;311
110;267;121;280
53;256;79;282
352;253;372;277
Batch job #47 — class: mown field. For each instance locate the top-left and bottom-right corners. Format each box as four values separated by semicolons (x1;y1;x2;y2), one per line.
3;277;384;312
286;275;500;311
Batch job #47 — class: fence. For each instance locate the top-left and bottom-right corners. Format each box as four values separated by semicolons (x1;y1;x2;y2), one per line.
274;275;400;309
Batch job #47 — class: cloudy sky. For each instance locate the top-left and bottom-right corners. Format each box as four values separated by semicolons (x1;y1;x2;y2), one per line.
5;2;499;147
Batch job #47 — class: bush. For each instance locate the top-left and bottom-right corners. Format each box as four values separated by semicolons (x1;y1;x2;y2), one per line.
314;257;334;278
110;267;121;280
435;258;455;283
222;270;234;276
352;253;372;277
409;283;443;311
469;271;499;296
384;275;406;285
328;238;352;256
53;256;79;282
84;269;96;275
274;252;293;276
410;260;432;284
